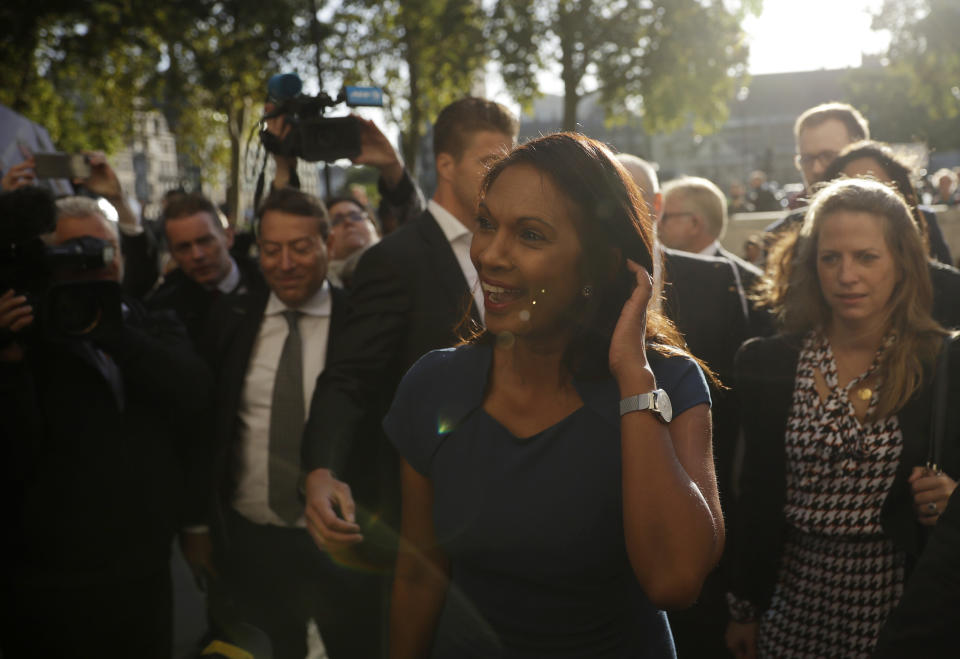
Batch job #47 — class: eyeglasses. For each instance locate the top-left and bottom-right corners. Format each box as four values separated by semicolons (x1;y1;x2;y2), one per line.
796;150;839;168
330;210;368;227
659;211;695;223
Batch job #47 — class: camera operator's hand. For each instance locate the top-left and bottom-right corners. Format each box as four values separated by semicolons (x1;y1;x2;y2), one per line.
0;289;34;362
80;151;138;231
264;101;298;189
352;117;404;188
1;159;36;191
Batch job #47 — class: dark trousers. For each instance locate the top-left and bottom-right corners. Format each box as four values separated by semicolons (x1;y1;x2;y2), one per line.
0;567;172;659
212;509;387;659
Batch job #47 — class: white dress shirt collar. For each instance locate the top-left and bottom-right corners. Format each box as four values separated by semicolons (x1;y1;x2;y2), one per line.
698;240;723;257
428;199;471;242
427;200;484;321
264;279;332;318
216;257;241;294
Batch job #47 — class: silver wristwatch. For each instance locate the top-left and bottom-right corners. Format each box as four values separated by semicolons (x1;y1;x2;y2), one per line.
619;389;673;423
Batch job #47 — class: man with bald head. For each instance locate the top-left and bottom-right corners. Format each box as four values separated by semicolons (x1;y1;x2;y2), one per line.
0;192;211;657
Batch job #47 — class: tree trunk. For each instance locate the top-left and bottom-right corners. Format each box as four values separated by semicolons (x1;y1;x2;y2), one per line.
226;101;247;227
11;31;39;113
562;81;580;132
401;28;423;178
558;6;581;131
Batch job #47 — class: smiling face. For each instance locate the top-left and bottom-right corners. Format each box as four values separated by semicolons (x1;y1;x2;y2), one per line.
816;210;898;332
258;210;328;307
471;163;584;342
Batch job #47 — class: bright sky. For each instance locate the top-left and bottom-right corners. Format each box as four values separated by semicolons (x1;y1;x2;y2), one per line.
744;0;890;74
498;0;891;105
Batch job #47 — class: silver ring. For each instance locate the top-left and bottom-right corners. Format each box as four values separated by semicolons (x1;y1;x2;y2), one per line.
928;502;938;514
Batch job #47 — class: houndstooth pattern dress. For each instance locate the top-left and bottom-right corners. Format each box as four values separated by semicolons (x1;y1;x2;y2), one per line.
757;332;906;658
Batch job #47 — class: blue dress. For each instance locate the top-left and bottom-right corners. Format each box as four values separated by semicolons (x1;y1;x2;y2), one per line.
384;344;711;658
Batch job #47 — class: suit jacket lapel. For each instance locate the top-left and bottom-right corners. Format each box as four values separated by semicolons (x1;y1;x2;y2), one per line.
417;210;480;323
215;284;270;435
325;284;348;364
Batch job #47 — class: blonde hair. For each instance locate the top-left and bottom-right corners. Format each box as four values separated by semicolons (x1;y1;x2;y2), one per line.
759;177;945;419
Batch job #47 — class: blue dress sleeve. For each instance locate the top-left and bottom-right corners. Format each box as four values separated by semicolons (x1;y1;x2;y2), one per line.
383;351;443;476
383;345;489;477
649;350;711;417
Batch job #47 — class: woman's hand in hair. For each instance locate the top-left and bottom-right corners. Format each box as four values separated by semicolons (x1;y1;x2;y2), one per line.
910;466;958;527
610;259;655;392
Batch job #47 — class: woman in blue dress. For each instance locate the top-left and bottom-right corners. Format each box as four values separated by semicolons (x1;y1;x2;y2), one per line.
385;133;725;658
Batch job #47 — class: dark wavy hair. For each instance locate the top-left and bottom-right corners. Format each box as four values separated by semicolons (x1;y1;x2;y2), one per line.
460;132;711;382
822;140;930;253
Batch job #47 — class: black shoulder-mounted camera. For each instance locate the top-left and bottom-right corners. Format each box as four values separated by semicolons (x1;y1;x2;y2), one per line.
258;73;384;163
0;187;122;344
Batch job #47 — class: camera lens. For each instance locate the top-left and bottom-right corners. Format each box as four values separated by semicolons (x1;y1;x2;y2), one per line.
48;286;102;336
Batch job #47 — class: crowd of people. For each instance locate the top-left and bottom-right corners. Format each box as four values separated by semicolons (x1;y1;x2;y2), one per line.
0;93;958;659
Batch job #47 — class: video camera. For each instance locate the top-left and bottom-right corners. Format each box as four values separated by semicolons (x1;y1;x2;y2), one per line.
0;187;122;344
258;73;384;163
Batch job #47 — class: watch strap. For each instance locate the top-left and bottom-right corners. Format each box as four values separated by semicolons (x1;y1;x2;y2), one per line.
620;392;655;416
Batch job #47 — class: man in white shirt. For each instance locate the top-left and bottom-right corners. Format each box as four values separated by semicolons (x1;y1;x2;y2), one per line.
201;188;373;659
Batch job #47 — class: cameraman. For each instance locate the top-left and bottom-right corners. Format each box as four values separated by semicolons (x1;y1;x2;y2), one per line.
0;151;160;299
0;194;212;658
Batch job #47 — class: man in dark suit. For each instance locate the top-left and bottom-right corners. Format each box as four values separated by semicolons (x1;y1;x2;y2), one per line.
764;102;871;237
0;194;212;658
301;98;519;560
660;175;770;337
147;193;261;343
200;188;378;659
763;102;960;329
618;154;756;659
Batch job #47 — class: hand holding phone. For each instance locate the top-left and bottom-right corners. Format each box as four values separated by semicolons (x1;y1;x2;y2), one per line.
33;153;91;181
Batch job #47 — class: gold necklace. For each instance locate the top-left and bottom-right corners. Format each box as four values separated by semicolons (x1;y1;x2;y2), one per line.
855;386;873;401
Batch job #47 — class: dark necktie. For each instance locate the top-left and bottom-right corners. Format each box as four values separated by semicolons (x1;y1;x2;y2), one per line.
268;309;305;524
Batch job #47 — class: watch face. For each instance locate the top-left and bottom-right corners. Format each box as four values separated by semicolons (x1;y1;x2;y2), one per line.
657;390;673;423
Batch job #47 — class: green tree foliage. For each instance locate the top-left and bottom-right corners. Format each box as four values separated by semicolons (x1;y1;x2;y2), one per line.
323;0;489;175
150;1;309;220
492;0;758;133
0;1;308;220
0;1;158;154
846;0;960;151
